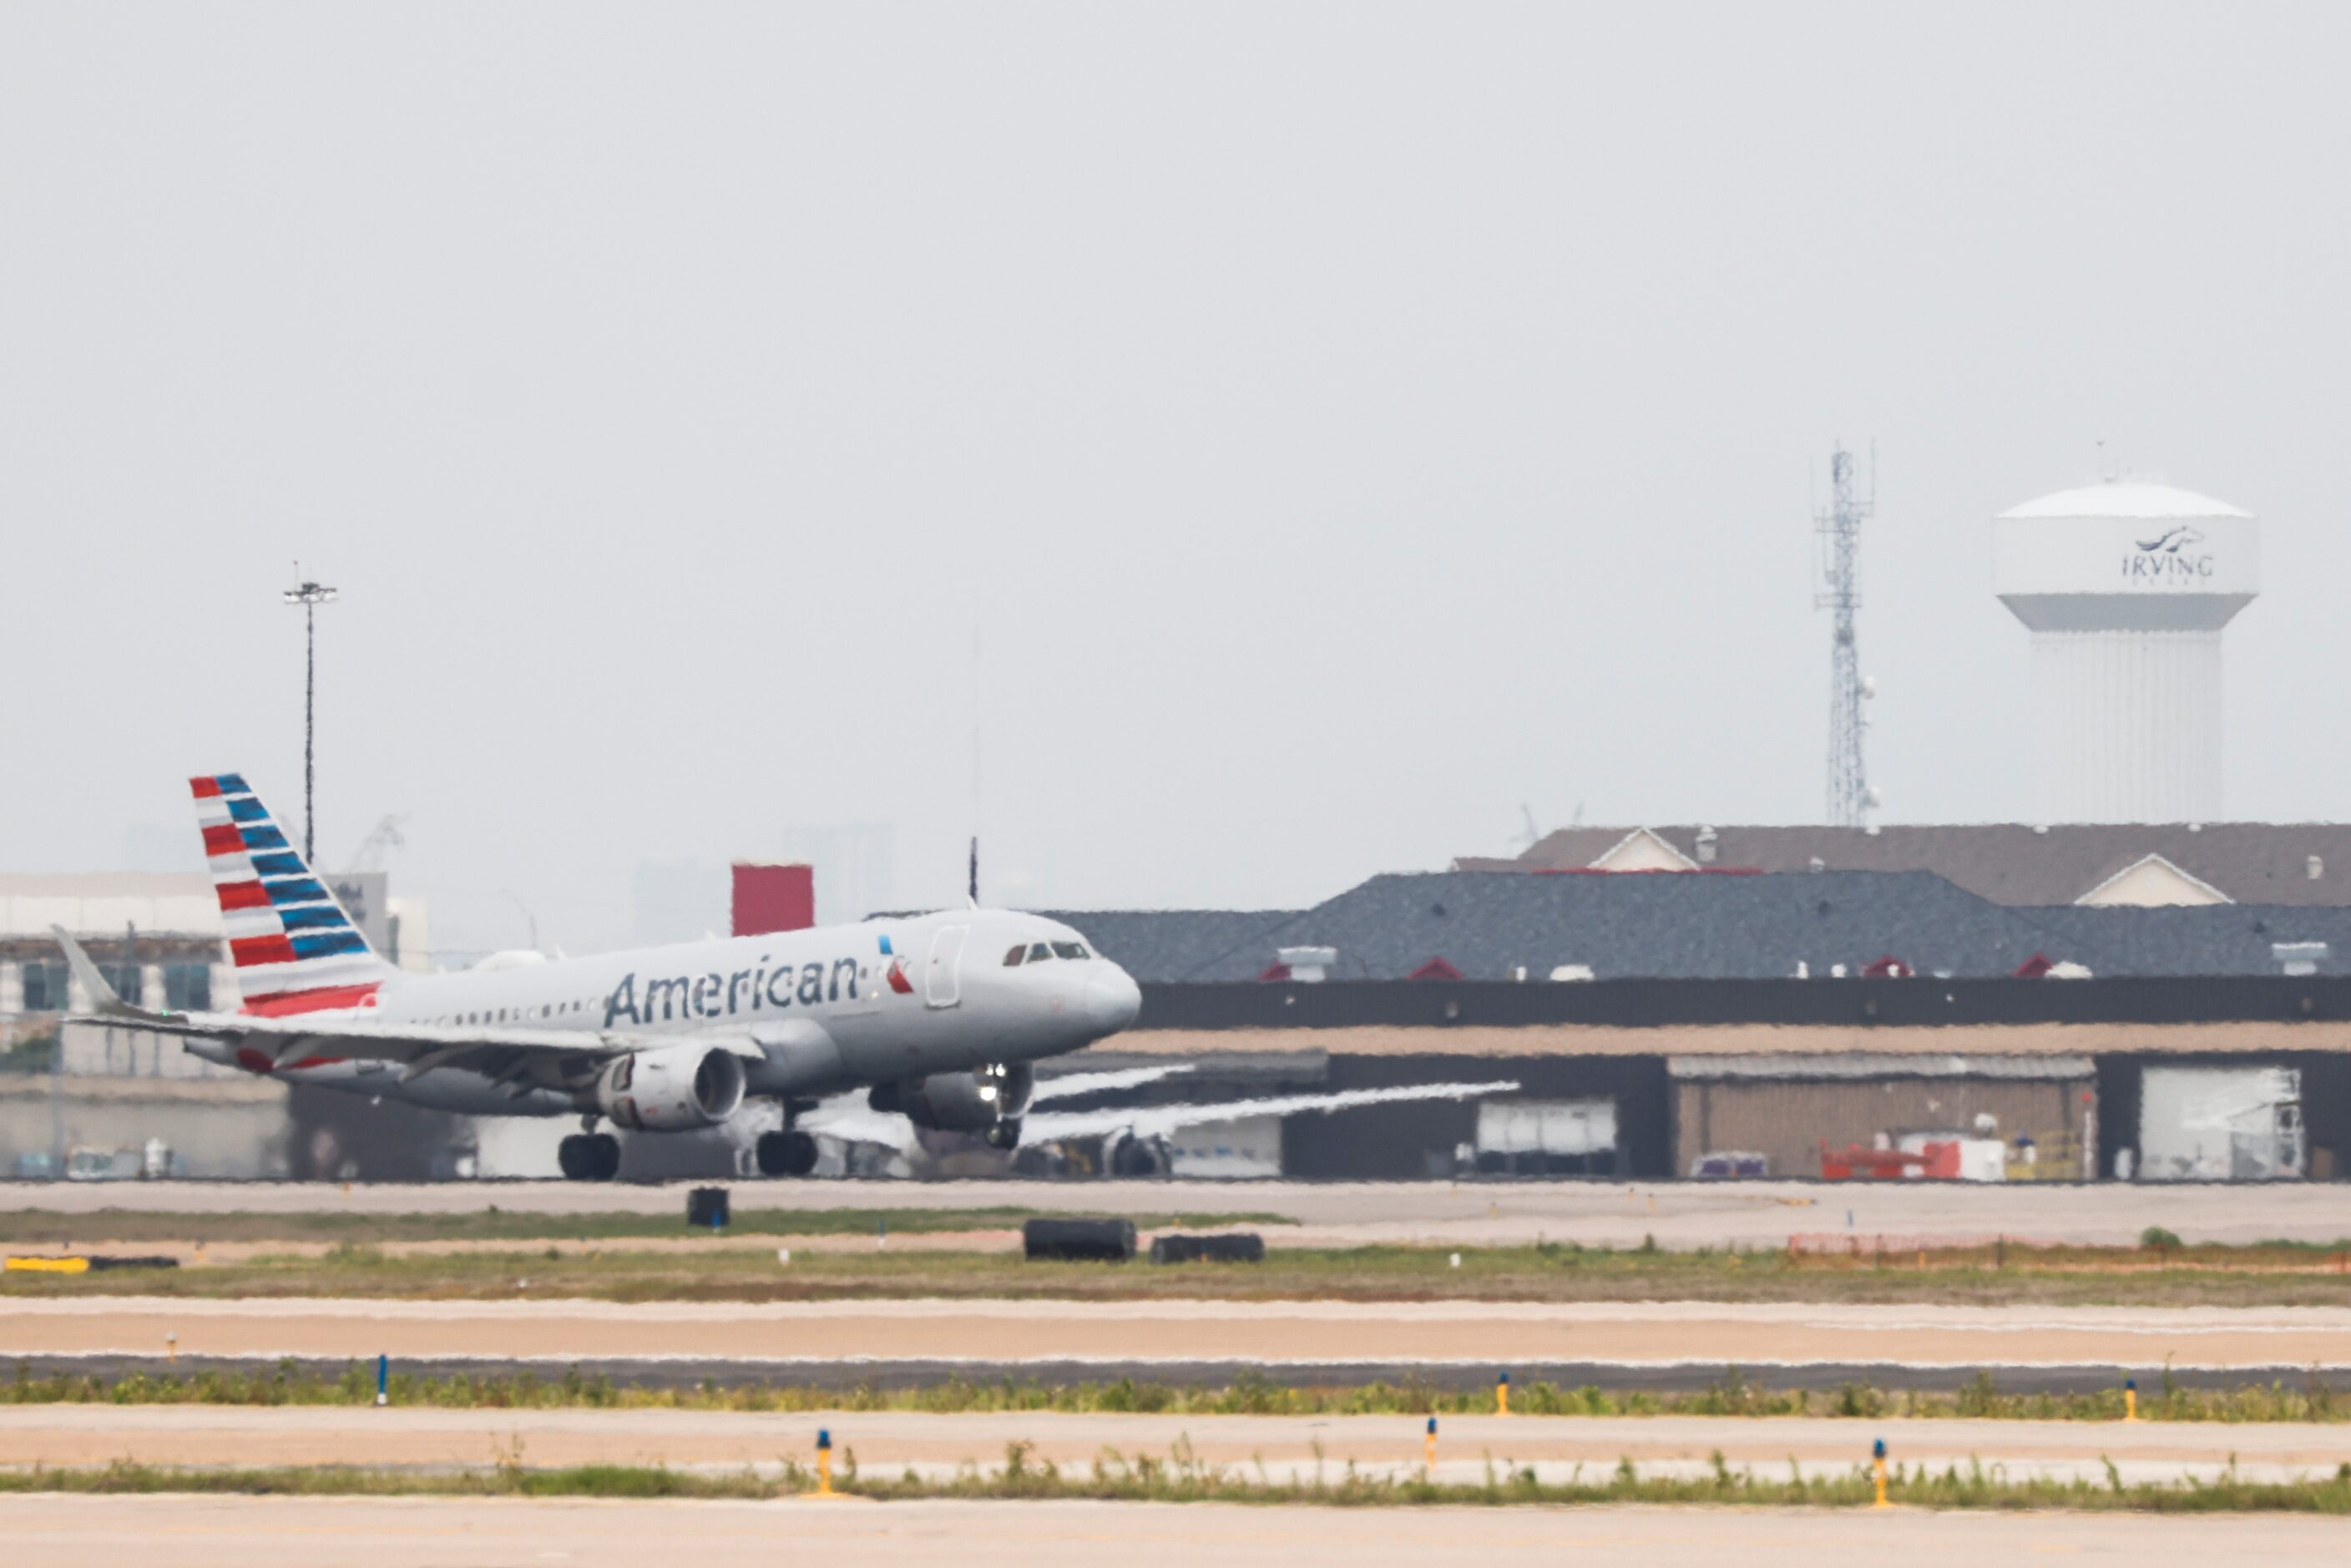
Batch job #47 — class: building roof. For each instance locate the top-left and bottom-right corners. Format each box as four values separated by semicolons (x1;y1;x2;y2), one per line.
1455;822;2351;908
1050;869;2351;987
1062;870;2090;984
1999;480;2251;521
1033;908;1302;984
2030;904;2351;977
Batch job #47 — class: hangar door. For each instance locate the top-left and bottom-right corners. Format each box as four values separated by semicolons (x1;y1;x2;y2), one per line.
1476;1098;1618;1176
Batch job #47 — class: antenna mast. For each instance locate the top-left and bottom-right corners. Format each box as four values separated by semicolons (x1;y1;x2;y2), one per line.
1814;444;1872;827
281;566;340;864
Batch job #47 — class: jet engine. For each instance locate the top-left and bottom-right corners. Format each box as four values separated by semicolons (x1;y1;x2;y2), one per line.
595;1044;746;1131
872;1062;1033;1143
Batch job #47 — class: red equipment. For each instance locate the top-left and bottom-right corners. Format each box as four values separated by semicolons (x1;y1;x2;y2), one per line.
1819;1138;1963;1180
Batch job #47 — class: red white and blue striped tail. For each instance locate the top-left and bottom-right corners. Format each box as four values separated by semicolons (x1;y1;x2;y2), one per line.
190;773;392;1016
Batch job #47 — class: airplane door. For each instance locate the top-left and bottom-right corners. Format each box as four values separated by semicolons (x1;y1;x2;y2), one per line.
925;924;969;1009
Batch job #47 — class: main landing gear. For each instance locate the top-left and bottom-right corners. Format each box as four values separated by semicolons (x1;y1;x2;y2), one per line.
559;1129;622;1181
756;1129;819;1178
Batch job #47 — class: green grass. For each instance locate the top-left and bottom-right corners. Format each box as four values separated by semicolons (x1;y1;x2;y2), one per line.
6;1362;2343;1424
0;1206;1292;1247
3;1448;2348;1512
8;1238;2351;1306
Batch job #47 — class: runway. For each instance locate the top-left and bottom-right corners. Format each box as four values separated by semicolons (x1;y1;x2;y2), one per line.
8;1296;2348;1373
0;1495;2337;1567
8;1177;2351;1249
3;1404;2347;1486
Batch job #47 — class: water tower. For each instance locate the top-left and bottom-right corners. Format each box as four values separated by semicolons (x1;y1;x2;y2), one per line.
1994;478;2258;823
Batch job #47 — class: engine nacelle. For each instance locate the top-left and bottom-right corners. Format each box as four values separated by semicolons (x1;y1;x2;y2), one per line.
596;1044;746;1131
872;1062;1034;1135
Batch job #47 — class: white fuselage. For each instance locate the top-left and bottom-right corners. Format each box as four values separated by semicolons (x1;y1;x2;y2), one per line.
200;908;1141;1121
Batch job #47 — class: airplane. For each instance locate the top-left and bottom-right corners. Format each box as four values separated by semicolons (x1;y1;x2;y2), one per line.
57;772;1146;1180
58;773;1523;1181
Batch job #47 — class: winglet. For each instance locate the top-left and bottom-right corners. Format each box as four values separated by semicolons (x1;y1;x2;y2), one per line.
49;926;154;1020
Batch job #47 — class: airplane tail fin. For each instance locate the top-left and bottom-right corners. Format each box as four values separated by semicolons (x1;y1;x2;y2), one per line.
190;773;394;1015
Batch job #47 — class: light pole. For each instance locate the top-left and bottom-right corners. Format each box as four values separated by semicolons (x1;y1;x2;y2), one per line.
282;569;339;865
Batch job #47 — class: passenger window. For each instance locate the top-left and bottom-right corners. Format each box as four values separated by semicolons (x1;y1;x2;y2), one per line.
1004;945;1026;967
1051;942;1089;960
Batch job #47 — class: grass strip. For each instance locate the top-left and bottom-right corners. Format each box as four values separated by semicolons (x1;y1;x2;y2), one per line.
8;1240;2351;1307
8;1362;2346;1424
0;1206;1292;1247
1;1449;2347;1512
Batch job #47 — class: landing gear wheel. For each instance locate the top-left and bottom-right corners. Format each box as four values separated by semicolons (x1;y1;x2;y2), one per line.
559;1132;623;1181
983;1116;1023;1151
756;1130;819;1178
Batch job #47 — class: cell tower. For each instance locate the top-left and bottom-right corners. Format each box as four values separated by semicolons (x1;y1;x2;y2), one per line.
1813;444;1872;827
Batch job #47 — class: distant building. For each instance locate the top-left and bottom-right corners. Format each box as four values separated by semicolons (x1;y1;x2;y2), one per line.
0;870;427;1078
0;874;240;1079
1456;822;2351;908
1113;974;2348;1181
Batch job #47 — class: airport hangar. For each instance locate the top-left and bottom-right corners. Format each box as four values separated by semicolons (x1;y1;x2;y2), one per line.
1087;973;2349;1183
1051;852;2351;1184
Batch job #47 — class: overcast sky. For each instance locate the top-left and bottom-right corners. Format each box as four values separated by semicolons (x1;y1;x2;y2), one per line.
4;3;2348;959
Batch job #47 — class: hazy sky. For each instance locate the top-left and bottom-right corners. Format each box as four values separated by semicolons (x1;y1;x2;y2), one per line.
5;3;2348;959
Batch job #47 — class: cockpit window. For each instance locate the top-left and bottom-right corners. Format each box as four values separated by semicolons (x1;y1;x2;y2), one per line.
1051;942;1090;960
1003;945;1026;967
1028;942;1054;962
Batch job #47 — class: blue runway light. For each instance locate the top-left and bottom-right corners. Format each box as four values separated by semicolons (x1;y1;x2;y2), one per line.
1873;1437;1885;1459
817;1429;832;1450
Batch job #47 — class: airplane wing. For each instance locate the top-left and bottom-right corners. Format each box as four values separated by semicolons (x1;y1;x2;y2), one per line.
1021;1080;1522;1144
799;1075;1520;1155
50;927;713;1090
1031;1064;1196;1102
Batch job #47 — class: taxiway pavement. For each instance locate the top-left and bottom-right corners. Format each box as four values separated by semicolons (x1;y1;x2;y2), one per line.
7;1176;2351;1249
0;1494;2336;1567
7;1296;2348;1373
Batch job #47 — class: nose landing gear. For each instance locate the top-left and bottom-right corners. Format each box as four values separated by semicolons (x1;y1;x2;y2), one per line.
983;1115;1023;1151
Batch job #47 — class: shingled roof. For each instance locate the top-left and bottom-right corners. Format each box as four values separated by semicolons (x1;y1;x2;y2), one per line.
1047;871;2107;983
1033;908;1301;984
2029;904;2351;977
1454;823;2351;907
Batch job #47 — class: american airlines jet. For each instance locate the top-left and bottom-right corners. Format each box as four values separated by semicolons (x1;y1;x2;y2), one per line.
61;774;1520;1181
57;773;1145;1180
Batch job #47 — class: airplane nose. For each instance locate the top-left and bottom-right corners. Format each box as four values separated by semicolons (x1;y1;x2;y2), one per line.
1085;966;1142;1030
